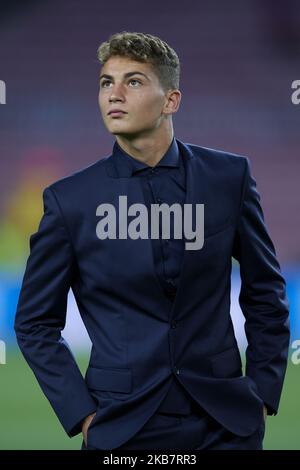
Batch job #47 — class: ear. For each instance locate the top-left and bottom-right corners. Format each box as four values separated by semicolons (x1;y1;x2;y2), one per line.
163;89;181;115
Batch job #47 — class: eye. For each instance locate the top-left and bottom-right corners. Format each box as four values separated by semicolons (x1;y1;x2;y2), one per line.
129;78;141;86
100;80;111;88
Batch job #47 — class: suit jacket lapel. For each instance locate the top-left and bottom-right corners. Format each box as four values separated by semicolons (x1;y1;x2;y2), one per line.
105;153;172;312
171;139;207;316
104;139;207;316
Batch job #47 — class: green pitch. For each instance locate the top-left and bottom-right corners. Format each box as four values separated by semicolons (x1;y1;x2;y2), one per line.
0;349;298;450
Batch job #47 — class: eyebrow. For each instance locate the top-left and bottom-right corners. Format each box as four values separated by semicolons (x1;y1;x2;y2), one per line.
99;71;150;82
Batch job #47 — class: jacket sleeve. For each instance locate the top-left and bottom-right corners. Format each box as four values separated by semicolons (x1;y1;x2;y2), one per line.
232;157;290;415
14;186;97;437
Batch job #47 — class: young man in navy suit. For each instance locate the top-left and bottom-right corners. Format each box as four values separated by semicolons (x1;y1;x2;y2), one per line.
14;31;290;450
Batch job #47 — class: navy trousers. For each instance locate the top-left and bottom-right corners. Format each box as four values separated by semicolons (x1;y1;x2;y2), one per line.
81;403;265;451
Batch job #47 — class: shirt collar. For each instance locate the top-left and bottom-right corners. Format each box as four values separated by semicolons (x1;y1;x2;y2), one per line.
112;137;181;177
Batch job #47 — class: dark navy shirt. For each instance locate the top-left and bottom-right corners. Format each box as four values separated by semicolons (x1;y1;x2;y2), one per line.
112;137;186;301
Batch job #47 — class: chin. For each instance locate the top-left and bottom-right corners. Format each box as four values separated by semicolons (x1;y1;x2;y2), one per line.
109;126;142;137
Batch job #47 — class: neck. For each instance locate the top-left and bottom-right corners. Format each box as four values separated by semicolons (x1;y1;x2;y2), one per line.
115;124;174;167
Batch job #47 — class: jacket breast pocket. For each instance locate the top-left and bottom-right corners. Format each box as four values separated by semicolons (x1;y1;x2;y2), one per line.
210;346;243;378
204;217;234;240
85;366;132;400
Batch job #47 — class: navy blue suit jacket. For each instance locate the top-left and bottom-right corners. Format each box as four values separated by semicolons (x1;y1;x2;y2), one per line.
14;138;290;449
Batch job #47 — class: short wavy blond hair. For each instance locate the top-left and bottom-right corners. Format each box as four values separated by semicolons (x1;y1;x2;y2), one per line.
97;31;180;92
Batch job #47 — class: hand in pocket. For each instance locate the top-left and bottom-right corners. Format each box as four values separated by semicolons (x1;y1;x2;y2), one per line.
82;412;97;446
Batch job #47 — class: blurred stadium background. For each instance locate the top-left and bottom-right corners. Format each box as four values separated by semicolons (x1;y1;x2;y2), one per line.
0;0;299;449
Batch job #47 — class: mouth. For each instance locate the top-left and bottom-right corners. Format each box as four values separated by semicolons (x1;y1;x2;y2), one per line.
108;111;127;118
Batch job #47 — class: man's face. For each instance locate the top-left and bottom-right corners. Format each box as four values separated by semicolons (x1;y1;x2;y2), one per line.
98;56;169;138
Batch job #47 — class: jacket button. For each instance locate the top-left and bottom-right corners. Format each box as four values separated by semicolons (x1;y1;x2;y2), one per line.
173;366;180;375
171;320;177;328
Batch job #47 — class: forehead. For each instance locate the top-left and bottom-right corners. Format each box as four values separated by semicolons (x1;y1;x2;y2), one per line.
101;56;155;79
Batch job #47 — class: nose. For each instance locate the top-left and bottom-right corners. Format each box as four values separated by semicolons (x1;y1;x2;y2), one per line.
109;82;125;102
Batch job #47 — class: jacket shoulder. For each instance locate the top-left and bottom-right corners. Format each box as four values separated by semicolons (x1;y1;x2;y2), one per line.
187;142;249;168
184;143;251;189
46;155;111;196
